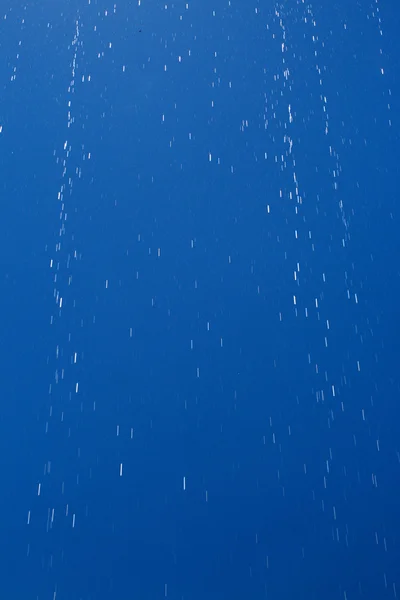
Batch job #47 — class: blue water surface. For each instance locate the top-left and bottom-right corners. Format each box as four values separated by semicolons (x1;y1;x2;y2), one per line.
0;1;399;599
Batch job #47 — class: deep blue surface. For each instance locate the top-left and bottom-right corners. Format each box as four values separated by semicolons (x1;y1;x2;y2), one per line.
0;1;399;599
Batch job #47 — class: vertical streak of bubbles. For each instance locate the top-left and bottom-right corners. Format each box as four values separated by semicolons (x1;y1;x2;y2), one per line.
369;0;392;128
26;17;87;597
262;2;397;593
262;0;369;556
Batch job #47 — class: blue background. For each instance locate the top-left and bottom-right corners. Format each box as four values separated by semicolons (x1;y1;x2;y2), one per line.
0;1;399;599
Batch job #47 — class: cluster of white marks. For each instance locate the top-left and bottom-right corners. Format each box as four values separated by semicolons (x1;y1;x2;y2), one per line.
28;16;92;550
